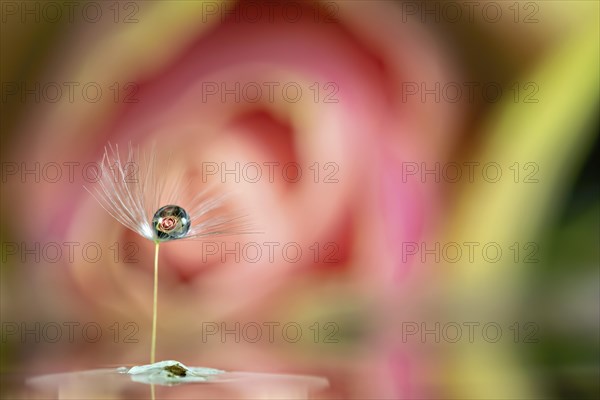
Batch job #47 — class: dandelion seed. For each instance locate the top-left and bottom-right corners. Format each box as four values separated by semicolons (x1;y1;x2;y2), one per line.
86;143;252;244
85;143;254;366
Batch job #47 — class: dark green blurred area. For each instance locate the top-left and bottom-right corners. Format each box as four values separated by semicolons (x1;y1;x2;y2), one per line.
1;4;76;395
528;131;599;400
0;3;66;151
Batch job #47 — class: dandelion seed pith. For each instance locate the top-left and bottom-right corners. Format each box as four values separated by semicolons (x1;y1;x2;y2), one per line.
86;143;254;364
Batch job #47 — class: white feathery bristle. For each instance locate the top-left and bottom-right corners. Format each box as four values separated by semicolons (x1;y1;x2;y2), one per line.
85;143;154;240
86;143;257;242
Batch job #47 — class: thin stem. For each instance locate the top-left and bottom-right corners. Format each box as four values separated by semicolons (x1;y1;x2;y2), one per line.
151;241;160;364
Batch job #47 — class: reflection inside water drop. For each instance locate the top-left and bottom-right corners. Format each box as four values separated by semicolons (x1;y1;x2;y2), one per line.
152;205;190;241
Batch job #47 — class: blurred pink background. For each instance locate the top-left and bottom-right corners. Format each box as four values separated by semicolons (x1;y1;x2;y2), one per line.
1;1;598;399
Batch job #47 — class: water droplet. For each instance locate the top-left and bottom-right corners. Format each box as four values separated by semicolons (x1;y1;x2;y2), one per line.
152;205;190;241
126;360;223;385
